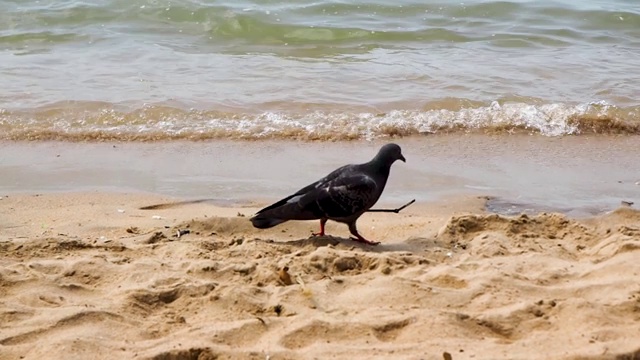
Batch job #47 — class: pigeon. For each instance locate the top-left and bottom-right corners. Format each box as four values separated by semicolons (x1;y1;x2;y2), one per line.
250;143;406;245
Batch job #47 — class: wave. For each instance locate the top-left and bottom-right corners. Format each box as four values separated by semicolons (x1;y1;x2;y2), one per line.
1;100;638;142
1;0;639;49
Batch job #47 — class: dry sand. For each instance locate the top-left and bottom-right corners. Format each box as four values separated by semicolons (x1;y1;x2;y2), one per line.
1;192;640;360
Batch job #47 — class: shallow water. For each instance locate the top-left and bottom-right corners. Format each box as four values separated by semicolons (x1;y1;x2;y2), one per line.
1;0;639;140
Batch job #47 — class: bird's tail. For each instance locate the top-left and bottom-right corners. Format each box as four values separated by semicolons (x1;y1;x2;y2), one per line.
250;214;288;229
251;200;318;229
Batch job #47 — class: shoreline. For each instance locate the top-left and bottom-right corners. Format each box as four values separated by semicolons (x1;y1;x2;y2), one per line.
1;135;637;215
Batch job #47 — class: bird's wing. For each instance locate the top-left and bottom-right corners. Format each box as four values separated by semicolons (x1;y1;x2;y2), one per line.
254;164;353;215
298;173;378;219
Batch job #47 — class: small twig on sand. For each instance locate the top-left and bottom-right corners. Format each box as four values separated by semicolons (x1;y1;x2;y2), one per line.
367;199;416;213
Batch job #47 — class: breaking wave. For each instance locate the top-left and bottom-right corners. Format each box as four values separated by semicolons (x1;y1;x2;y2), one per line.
1;100;638;142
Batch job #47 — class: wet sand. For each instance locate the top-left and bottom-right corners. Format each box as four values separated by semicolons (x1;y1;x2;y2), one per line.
0;135;638;212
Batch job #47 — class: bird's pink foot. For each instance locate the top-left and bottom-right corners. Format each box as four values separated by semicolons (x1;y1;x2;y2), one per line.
312;219;327;237
349;236;380;246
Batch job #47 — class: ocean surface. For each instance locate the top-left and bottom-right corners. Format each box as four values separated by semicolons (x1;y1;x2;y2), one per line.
1;0;639;141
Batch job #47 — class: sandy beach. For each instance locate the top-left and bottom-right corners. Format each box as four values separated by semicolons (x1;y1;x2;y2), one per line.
3;0;640;357
1;189;639;360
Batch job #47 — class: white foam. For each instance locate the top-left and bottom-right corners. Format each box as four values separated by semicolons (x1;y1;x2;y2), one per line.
194;101;620;138
3;100;635;141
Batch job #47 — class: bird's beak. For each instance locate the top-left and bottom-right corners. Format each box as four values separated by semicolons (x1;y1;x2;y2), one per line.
399;154;406;162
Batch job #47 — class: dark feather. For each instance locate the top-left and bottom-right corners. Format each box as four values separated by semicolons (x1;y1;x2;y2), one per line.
301;174;377;219
254;164;351;215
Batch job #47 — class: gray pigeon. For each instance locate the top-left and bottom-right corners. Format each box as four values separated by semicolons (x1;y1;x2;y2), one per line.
250;143;405;245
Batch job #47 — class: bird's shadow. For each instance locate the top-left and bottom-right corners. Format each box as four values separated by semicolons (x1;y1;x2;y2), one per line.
257;235;423;253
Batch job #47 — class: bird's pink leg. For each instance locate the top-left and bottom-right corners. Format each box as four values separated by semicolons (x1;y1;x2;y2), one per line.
312;218;327;236
348;222;380;246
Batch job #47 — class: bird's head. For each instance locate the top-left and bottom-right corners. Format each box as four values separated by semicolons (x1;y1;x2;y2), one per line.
376;143;406;165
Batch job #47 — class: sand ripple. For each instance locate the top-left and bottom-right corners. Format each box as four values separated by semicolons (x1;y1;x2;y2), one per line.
1;194;640;359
